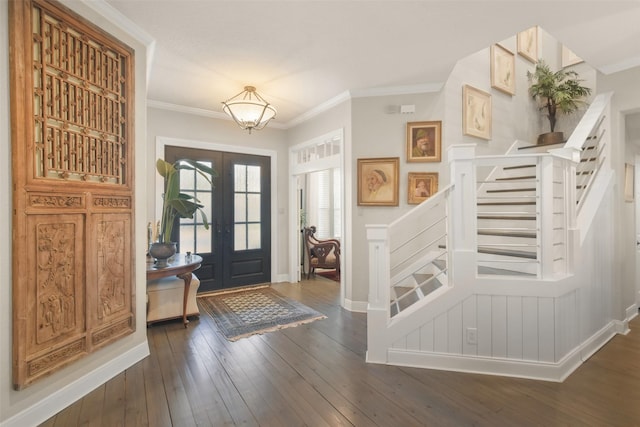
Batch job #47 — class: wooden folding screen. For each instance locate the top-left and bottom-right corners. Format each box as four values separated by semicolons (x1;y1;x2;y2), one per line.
9;0;135;389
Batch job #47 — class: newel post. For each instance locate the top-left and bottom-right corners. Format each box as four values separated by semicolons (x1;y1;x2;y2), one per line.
365;224;390;363
447;145;478;283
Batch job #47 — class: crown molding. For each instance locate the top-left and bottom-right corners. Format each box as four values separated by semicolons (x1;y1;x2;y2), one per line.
147;100;288;129
598;55;640;75
149;82;443;130
283;82;443;128
350;82;443;98
283;91;352;128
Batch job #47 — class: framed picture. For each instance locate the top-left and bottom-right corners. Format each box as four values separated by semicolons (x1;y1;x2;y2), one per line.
357;157;399;206
562;45;584;67
624;163;634;202
517;26;538;63
462;85;492;140
491;44;515;95
406;121;442;162
407;172;438;205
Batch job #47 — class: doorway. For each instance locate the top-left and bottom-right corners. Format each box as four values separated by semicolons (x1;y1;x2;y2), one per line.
165;145;271;293
289;129;344;291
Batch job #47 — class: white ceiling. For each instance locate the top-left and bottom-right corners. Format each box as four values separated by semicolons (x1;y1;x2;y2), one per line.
105;0;640;127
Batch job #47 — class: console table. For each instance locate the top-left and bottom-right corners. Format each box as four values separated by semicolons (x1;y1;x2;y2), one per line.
146;253;202;327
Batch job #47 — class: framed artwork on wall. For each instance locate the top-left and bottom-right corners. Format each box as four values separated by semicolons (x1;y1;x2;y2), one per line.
406;121;442;162
491;44;515;95
517;26;538;63
357;157;399;206
562;45;584;68
407;172;438;205
624;163;634;202
462;85;492;140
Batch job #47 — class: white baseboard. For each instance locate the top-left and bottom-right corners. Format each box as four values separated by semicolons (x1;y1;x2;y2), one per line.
343;298;368;313
274;273;290;283
626;303;639;323
1;342;149;427
384;319;620;383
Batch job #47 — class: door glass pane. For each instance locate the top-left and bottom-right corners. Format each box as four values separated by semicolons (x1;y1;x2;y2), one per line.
196;161;212;190
247;165;261;192
179;224;195;252
234;194;246;222
247;194;261;222
234;224;246;251
235;165;246;192
197;192;212;220
195;224;211;253
179;167;195;190
247;223;261;249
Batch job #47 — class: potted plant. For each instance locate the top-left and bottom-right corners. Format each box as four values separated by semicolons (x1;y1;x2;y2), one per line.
527;60;592;145
149;158;216;267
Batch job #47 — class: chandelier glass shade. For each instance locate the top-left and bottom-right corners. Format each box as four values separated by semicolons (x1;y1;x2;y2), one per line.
221;86;277;133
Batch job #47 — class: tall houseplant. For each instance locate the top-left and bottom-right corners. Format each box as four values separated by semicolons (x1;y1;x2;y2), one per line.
150;158;216;266
527;60;592;145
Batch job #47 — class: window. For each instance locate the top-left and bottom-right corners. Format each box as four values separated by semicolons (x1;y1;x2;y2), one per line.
178;160;213;254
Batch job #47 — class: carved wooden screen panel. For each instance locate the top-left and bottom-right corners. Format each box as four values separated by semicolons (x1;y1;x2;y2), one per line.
9;0;135;389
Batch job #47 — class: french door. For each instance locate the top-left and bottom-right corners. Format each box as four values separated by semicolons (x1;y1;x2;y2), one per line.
165;146;271;292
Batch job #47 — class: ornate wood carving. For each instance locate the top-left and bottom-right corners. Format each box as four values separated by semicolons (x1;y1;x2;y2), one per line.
10;0;135;389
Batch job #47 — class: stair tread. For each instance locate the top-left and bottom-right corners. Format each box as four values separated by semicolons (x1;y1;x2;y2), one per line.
478;215;536;220
504;164;535;170
478;201;536;206
495;175;536;181
478;246;537;259
438;244;537;259
478;230;536;238
486;188;536;193
477;266;536;277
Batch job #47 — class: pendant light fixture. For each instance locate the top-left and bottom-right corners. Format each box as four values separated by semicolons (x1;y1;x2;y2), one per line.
221;86;277;133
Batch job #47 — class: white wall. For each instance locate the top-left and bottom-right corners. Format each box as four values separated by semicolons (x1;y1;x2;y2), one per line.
1;2;150;425
350;92;441;303
598;66;640;318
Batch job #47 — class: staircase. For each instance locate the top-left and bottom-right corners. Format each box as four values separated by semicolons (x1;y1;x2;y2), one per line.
366;92;617;382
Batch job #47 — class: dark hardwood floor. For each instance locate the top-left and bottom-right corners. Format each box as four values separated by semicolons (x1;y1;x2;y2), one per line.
41;278;640;426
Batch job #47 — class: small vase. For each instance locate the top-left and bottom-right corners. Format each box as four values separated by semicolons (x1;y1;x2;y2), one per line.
149;242;177;268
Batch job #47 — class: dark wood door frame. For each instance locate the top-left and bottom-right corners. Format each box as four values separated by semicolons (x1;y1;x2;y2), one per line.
157;137;278;290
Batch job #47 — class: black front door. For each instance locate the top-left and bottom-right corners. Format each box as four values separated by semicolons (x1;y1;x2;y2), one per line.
165;146;271;293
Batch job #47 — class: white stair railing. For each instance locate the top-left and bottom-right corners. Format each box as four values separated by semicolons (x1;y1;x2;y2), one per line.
366;93;612;366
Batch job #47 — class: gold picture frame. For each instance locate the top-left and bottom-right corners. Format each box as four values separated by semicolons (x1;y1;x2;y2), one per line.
462;85;492;140
491;44;515;95
406;121;442;162
517;26;538;63
357;157;399;206
408;172;438;205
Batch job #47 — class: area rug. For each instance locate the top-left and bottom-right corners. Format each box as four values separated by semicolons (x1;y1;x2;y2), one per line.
198;286;326;341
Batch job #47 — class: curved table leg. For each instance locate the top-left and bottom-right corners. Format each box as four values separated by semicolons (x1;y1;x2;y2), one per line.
176;271;192;328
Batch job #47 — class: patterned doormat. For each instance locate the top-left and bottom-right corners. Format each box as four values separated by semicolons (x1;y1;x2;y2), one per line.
198;286;326;341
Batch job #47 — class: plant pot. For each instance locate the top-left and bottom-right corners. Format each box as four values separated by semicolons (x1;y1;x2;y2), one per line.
149;242;177;268
536;131;564;146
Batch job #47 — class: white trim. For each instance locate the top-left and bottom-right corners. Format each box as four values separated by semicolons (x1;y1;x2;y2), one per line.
148;100;287;130
288;129;345;302
598;55;640;75
0;343;149;427
149;83;443;130
344;299;368;313
626;303;639;323
350;82;443;98
155;136;279;285
285;92;352;128
383;320;620;383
